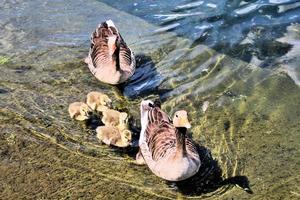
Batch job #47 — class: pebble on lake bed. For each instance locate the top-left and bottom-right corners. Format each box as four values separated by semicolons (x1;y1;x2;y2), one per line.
202;101;209;113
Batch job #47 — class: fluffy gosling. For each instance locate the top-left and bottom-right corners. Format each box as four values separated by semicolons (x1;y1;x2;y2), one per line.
96;114;132;147
96;126;132;147
86;91;112;112
68;102;91;121
101;107;128;126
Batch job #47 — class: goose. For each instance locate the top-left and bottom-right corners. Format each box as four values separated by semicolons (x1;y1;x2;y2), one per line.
68;102;91;121
86;91;112;112
138;100;201;181
84;19;136;85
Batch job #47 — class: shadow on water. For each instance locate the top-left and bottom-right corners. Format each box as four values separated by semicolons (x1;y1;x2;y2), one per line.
118;54;172;99
167;144;253;196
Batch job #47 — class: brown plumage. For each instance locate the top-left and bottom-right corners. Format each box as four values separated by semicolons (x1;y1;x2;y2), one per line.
85;20;135;85
138;100;200;181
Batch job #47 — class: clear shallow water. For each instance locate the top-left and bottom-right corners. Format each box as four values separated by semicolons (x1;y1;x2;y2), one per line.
0;0;300;199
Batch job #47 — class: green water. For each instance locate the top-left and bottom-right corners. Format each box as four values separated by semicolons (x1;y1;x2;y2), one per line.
0;0;300;199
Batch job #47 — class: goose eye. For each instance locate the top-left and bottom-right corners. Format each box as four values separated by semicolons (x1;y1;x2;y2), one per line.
175;114;178;118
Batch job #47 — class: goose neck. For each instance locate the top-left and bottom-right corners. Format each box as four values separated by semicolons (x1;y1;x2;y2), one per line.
175;127;187;156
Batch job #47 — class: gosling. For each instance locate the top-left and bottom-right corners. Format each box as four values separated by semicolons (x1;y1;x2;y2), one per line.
96;113;132;147
68;102;91;121
86;91;112;112
101;107;128;126
96;126;132;147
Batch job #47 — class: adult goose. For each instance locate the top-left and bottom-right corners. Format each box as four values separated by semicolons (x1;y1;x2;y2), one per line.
85;20;136;85
139;100;201;181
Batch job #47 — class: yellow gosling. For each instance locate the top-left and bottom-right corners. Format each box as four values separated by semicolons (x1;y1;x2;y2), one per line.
96;114;132;147
68;102;91;121
101;107;128;126
86;91;112;111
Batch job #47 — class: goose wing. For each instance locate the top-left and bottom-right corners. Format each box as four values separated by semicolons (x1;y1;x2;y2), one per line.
118;34;135;73
145;121;178;161
145;107;177;161
89;21;117;68
145;107;199;162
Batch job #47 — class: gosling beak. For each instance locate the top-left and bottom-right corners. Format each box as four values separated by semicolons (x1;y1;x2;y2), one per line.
84;112;90;118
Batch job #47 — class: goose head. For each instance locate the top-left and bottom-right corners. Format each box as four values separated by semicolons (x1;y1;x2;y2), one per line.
140;100;154;115
173;110;191;129
140;100;154;127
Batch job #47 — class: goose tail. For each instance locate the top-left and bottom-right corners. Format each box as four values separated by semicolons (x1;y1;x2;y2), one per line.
105;19;116;28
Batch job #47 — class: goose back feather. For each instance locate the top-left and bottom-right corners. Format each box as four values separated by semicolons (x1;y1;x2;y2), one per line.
85;20;135;85
139;101;201;181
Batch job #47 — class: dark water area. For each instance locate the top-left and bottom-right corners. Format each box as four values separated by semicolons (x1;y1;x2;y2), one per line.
0;0;300;199
102;0;300;68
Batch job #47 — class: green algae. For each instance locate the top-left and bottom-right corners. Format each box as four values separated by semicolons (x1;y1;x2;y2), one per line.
0;56;9;65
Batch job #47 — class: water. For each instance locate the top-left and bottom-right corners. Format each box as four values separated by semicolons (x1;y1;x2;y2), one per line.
0;0;300;199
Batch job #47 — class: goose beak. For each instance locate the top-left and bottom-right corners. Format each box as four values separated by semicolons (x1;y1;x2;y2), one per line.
180;118;191;129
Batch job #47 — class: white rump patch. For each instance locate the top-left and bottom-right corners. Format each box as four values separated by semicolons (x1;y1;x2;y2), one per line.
106;19;116;28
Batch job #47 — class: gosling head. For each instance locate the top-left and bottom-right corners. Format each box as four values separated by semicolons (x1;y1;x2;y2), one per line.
101;94;112;108
80;103;92;119
119;112;128;124
121;130;132;144
173;110;191;129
